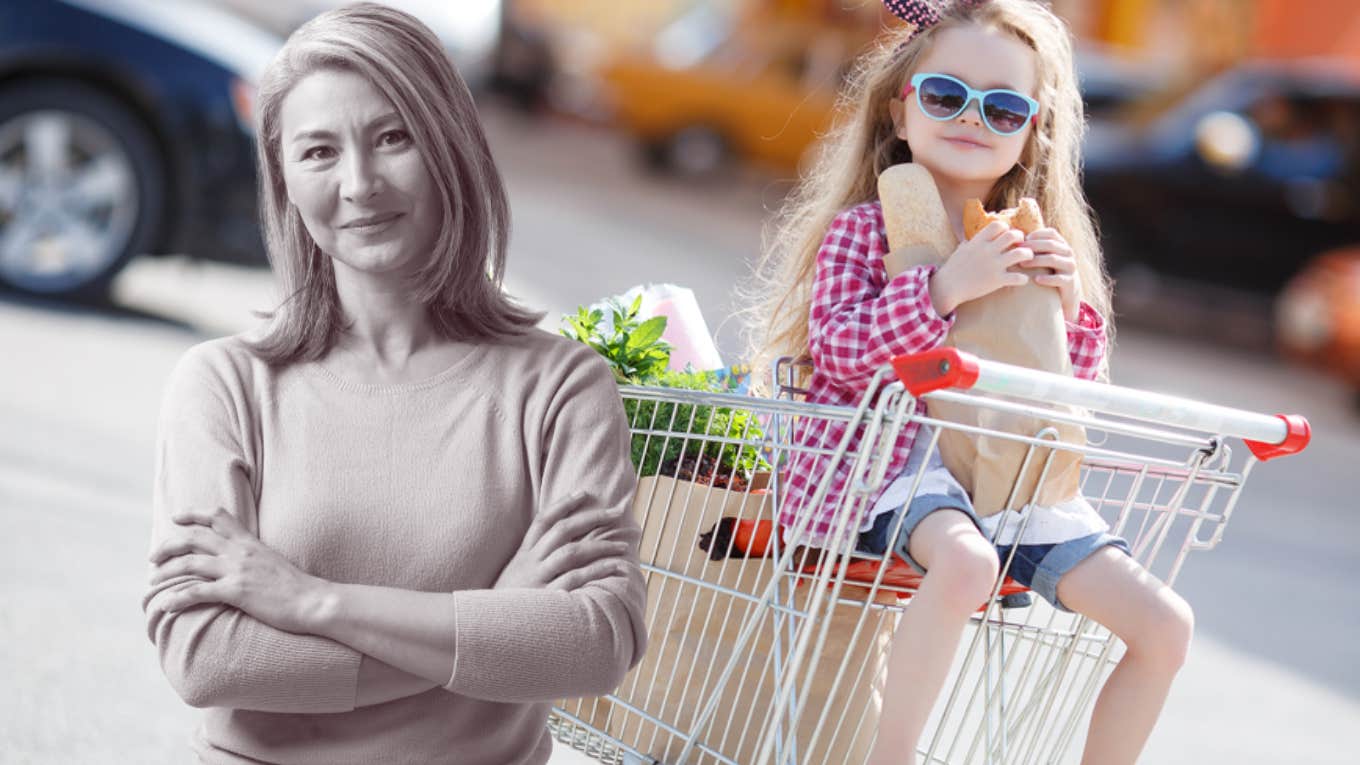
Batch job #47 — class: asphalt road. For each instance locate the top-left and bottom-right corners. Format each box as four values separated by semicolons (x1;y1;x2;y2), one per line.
3;103;1357;763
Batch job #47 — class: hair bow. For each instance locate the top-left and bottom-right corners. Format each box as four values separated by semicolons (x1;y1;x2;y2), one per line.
884;0;989;32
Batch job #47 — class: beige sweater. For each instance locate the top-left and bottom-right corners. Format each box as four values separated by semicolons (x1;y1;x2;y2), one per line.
142;328;647;765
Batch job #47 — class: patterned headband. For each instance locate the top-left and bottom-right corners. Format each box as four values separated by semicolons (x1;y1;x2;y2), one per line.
884;0;990;37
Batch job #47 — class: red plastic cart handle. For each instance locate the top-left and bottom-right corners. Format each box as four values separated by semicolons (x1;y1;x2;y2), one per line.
1244;415;1311;461
891;348;1310;462
891;347;979;397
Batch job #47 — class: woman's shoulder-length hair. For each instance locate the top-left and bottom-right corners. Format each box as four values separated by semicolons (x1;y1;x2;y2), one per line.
247;2;542;365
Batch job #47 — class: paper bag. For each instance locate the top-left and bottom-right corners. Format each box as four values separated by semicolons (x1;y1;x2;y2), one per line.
595;475;892;764
877;163;1084;515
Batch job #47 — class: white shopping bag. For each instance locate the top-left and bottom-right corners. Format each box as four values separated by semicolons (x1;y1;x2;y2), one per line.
609;283;724;372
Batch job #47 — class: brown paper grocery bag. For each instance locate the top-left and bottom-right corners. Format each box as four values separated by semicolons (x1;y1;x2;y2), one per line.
599;475;893;764
773;573;897;765
602;474;776;762
878;163;1085;515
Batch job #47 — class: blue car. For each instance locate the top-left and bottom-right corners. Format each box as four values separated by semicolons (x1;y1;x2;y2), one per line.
0;0;281;299
1083;61;1360;296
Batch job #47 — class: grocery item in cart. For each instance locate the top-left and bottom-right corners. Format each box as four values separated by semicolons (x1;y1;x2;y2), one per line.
877;162;1084;514
610;283;725;372
604;474;890;765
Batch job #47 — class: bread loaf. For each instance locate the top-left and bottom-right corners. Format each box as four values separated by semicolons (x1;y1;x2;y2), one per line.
963;197;1044;239
877;163;955;277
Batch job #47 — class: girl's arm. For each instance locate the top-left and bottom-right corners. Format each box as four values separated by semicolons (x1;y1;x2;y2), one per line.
1066;301;1108;381
808;205;954;388
1022;227;1106;380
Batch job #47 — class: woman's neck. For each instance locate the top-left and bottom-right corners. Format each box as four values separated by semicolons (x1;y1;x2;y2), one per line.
330;264;439;371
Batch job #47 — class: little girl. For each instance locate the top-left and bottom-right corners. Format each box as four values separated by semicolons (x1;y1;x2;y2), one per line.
743;1;1194;763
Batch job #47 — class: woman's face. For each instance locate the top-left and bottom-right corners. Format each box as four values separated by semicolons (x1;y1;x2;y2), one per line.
279;68;439;281
896;24;1038;186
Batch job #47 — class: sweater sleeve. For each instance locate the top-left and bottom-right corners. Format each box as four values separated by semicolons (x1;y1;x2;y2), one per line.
808;206;954;389
142;347;363;712
443;352;646;703
1065;301;1108;381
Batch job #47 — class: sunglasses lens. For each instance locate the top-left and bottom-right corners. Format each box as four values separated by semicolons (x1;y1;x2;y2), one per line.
918;76;967;119
983;92;1032;134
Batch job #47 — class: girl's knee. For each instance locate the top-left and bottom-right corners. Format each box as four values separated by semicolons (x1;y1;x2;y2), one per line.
1128;590;1194;671
924;535;999;604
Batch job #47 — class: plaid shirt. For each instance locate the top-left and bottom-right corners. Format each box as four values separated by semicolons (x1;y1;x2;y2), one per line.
778;201;1107;548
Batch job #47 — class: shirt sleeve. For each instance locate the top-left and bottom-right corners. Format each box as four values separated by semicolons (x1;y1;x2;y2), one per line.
443;351;646;703
1065;301;1108;381
808;206;954;389
142;347;363;712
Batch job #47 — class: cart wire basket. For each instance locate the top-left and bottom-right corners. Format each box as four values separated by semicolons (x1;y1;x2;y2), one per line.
547;348;1310;765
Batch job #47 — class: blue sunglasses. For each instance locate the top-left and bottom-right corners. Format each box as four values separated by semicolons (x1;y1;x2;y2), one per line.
904;73;1039;136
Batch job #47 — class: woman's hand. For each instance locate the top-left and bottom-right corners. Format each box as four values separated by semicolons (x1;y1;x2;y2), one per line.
929;220;1033;316
495;491;636;592
149;507;329;635
1022;227;1081;321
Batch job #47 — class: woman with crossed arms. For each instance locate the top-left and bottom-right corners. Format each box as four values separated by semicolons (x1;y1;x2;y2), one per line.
142;5;646;763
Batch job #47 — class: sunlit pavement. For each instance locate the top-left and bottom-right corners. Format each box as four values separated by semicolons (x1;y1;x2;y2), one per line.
3;103;1357;763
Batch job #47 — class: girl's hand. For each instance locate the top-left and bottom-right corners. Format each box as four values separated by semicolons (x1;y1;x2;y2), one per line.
929;221;1033;316
494;491;636;592
149;507;329;634
1022;227;1081;321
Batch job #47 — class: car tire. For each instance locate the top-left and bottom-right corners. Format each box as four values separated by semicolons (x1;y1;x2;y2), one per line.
0;78;166;301
643;126;729;179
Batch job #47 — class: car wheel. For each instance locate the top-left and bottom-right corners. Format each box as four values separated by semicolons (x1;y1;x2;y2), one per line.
647;126;729;179
0;78;165;300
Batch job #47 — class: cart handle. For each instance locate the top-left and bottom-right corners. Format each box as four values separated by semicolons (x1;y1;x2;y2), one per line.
891;348;1311;461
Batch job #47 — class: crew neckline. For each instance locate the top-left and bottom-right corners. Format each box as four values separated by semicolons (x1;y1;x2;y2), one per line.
306;341;486;394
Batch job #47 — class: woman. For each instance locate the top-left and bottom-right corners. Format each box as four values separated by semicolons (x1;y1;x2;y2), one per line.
141;5;646;764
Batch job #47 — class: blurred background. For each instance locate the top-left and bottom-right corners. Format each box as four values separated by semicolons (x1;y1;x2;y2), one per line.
2;0;1357;762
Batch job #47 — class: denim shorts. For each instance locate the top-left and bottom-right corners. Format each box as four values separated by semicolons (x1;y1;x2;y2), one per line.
856;495;1130;613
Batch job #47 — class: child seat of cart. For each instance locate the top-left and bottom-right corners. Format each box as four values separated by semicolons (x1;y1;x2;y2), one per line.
699;516;1030;609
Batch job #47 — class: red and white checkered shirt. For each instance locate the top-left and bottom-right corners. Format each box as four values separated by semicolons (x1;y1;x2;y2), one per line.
778;201;1107;549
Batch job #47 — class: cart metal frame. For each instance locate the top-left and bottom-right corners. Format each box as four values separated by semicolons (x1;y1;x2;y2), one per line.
548;349;1309;765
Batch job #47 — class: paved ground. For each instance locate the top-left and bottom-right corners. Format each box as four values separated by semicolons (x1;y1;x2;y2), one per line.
3;102;1357;763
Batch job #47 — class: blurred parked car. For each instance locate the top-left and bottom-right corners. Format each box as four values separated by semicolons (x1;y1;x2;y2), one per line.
1277;246;1360;397
0;0;280;299
598;6;1163;179
221;0;502;91
1084;61;1360;296
600;8;860;178
1076;44;1169;120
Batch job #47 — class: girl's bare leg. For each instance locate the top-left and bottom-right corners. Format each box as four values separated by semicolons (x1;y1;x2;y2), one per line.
868;510;999;765
1056;547;1194;765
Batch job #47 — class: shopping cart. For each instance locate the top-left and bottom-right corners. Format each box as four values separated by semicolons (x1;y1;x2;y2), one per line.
547;348;1310;765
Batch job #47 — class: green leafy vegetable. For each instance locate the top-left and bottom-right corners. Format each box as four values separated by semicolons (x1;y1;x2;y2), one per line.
561;299;771;488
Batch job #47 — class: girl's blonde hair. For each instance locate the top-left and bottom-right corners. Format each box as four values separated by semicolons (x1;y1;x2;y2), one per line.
247;2;542;365
741;0;1111;387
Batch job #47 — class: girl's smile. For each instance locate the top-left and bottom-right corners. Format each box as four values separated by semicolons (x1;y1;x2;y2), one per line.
943;135;991;150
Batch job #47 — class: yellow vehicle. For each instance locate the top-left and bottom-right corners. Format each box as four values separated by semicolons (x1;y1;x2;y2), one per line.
599;8;873;177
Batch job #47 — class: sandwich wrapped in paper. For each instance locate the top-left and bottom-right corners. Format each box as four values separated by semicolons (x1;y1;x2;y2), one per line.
876;163;1086;515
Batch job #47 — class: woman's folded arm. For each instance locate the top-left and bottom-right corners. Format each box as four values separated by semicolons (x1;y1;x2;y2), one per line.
308;352;647;702
144;354;366;712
